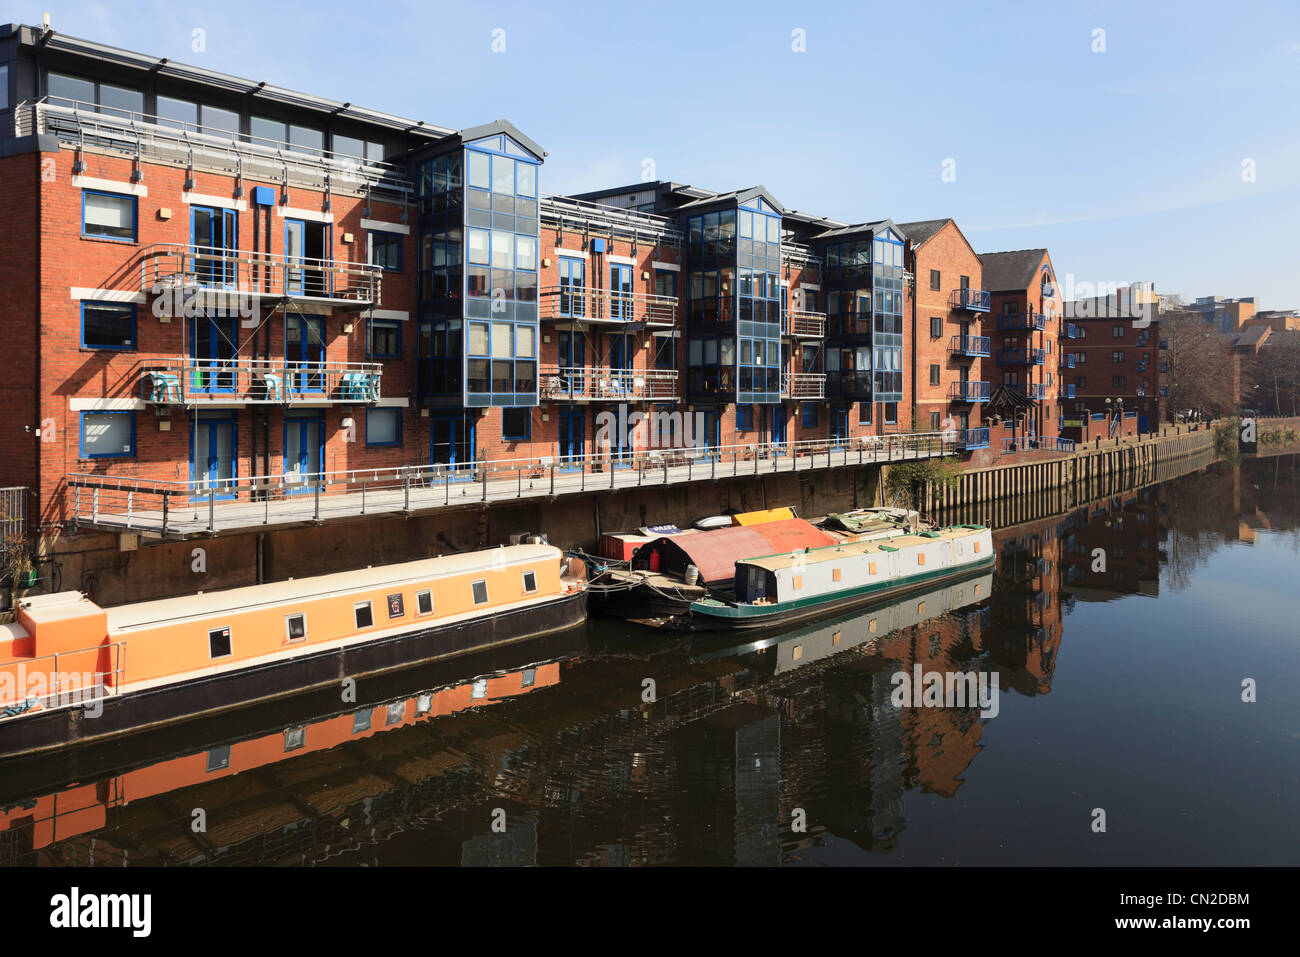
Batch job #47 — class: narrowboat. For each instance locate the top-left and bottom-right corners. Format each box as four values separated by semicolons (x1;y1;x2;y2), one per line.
592;507;923;621
0;544;586;759
689;525;994;631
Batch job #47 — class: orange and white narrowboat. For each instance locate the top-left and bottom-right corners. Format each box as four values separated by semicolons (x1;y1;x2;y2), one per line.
0;544;586;758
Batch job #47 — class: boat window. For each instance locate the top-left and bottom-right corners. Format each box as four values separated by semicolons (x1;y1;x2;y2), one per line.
206;745;231;772
209;626;231;658
868;562;878;575
792;644;803;660
285;613;306;641
832;568;842;582
522;668;536;687
353;711;371;733
355;601;374;629
472;580;489;605
284;727;305;751
416;589;434;614
792;575;803;590
522;570;537;593
918;554;927;566
472;678;488;698
387;592;405;618
386;701;405;725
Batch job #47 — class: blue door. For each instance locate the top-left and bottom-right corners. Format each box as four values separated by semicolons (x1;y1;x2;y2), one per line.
1138;414;1149;432
558;259;584;317
284;415;324;490
832;409;850;446
692;409;720;459
610;264;633;321
607;333;634;396
768;405;787;448
431;412;475;478
558;331;584;397
559;407;584;471
285;219;331;297
286;315;326;393
190;205;238;286
191;414;237;498
189;315;238;393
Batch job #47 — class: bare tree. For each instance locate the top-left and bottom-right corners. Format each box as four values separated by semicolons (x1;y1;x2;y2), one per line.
1253;331;1300;416
1162;305;1236;418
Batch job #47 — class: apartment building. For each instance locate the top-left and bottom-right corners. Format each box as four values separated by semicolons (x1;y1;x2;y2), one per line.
1062;282;1165;432
900;219;989;449
977;249;1065;439
1187;295;1255;334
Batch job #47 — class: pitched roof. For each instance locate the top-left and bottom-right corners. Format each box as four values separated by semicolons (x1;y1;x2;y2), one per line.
897;219;950;247
978;249;1049;291
813;218;902;241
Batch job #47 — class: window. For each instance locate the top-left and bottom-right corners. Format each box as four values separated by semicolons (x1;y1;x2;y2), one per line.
1112;325;1126;338
288;124;324;155
471;580;489;605
0;64;9;111
930;316;942;338
80;411;134;459
354;601;374;629
735;404;753;431
416;590;434;615
333;134;385;162
284;727;306;751
1112;350;1125;363
1113;376;1126;389
929;364;941;386
929;269;941;291
930;411;941;430
885;402;898;424
387;593;405;618
81;301;135;349
285;614;306;641
155;95;197;129
502;407;530;440
208;626;232;659
368;320;401;358
859;402;872;425
654;270;676;298
522;668;536;688
1076;352;1087;364
201;105;239;137
82;190;136;241
522;570;537;593
366;408;401;447
801;401;818;428
960;275;969;289
353;711;372;733
206;745;231;772
367;231;402;271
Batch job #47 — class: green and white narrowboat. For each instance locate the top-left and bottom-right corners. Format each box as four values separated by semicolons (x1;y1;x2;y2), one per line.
689;525;995;631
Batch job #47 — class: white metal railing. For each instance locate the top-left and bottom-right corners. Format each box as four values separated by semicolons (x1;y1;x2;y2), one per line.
541;196;683;248
0;640;127;718
142;356;382;406
782;242;823;274
539;286;677;325
66;431;961;535
16;97;414;202
538;366;679;402
140;243;382;305
785;311;827;338
781;372;827;399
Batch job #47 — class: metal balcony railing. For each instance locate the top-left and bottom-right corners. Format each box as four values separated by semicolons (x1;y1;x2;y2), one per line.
1002;436;1075;454
950;381;990;401
16;97;414;202
1063;354;1077;368
141;357;382;406
66;431;963;536
1063;384;1076;399
538;366;679;402
949;335;991;357
1063;323;1082;338
782;242;822;276
949;288;991;312
538;286;677;326
540;196;683;249
785;311;827;338
141;244;382;307
781;372;827;399
1009;382;1048;400
995;311;1048;331
962;427;991;449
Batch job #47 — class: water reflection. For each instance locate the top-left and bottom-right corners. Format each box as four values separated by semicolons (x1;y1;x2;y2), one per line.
2;454;1297;866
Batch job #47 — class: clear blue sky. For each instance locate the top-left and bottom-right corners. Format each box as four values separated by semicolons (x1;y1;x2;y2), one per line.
24;0;1300;308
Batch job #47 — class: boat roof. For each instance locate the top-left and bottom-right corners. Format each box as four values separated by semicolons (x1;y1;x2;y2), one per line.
106;544;560;632
739;526;985;572
638;519;836;583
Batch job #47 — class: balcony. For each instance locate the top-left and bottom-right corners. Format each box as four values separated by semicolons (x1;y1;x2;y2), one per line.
1003;436;1075;454
539;287;677;326
781;372;827;399
141;244;382;309
950;381;990;402
949;335;991;357
996;348;1046;366
538;366;679;402
949;288;991;313
1063;384;1076;399
1063;354;1077;368
17;97;414;202
1063;323;1082;339
825;371;873;399
540;196;683;251
142;358;382;407
784;311;827;338
1009;382;1048;400
995;311;1048;331
962;427;990;450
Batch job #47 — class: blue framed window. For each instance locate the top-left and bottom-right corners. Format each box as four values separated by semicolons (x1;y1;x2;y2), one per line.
81;300;136;350
801;401;818;428
502;407;531;441
654;269;676;298
80;410;135;459
858;402;872;425
368;319;402;359
82;189;137;242
885;402;898;424
365;407;402;447
735;404;754;431
367;231;403;272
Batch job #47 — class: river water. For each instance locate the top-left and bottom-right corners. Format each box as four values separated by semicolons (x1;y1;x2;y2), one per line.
3;454;1296;866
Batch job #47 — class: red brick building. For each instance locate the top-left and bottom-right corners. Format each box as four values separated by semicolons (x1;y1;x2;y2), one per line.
1062;283;1164;433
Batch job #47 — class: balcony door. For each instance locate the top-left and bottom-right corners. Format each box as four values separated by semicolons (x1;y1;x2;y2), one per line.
768;405;787;448
558;331;584;396
286;315;327;394
285;219;330;297
190;205;237;286
832;408;849;445
189;315;238;393
607;332;634;396
284;414;325;490
430;412;475;478
558;407;584;472
610;264;633;321
191;413;237;498
558;259;584;317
